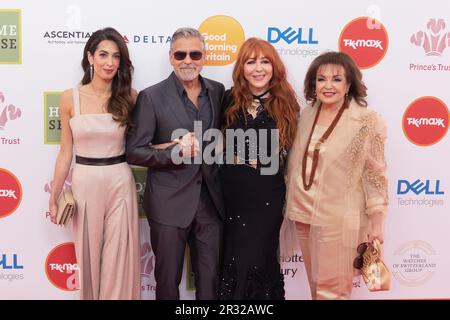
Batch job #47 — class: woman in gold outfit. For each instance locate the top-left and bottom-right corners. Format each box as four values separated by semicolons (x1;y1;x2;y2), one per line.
285;51;388;299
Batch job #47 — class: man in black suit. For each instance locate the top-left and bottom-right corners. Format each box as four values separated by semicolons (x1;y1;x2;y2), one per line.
126;27;225;300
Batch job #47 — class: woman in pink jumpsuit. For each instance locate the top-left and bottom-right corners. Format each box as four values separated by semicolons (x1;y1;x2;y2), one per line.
49;27;140;300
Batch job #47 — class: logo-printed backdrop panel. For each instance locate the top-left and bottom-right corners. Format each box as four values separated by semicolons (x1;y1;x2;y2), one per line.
0;0;449;299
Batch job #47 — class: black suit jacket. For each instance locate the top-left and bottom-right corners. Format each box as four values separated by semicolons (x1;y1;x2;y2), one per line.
126;72;225;227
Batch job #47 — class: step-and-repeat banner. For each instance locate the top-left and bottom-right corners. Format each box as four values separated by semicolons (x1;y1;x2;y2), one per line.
1;0;449;299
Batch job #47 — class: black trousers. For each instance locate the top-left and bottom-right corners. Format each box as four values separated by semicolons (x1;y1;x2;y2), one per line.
149;183;223;300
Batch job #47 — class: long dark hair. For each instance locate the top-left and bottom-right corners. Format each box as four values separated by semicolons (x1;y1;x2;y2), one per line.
81;27;134;127
304;51;368;107
224;37;300;150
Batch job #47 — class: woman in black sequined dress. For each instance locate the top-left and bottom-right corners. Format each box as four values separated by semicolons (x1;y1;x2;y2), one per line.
218;38;300;300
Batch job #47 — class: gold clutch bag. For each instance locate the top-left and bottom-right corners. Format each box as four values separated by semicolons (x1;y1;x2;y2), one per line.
355;239;391;292
56;188;76;226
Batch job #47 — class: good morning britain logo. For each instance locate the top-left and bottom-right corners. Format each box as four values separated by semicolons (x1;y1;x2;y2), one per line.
198;15;245;66
0;9;21;64
339;16;388;69
402;96;449;146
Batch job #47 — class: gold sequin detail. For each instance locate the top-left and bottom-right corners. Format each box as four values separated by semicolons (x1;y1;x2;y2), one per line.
371;134;385;162
346;113;376;187
365;166;387;194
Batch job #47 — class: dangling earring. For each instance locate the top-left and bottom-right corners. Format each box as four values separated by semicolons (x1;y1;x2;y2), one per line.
90;64;93;81
117;69;120;79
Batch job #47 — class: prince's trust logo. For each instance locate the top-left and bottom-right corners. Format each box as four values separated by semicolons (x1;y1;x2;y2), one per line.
411;19;450;56
409;18;450;72
0;91;22;146
0;92;21;132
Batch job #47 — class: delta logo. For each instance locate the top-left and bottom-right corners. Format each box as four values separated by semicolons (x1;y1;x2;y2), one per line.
402;96;449;146
0;9;21;64
45;242;79;291
339;16;389;69
198;15;245;66
411;18;450;56
44;91;62;144
0;168;22;219
124;33;171;45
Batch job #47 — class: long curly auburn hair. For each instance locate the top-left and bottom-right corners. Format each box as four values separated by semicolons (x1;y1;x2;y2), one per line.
224;37;300;150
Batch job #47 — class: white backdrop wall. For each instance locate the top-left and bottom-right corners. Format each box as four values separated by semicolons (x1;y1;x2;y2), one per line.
0;0;449;299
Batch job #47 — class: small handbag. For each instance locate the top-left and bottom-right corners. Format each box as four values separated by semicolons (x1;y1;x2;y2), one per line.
357;239;391;292
56;188;76;226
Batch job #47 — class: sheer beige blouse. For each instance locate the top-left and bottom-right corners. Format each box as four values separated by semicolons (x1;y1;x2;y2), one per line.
285;99;388;248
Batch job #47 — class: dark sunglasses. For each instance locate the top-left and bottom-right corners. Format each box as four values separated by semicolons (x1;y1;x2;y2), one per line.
353;242;368;269
173;51;203;61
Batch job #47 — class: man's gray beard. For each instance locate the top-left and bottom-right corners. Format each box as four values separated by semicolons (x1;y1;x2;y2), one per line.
178;69;199;82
